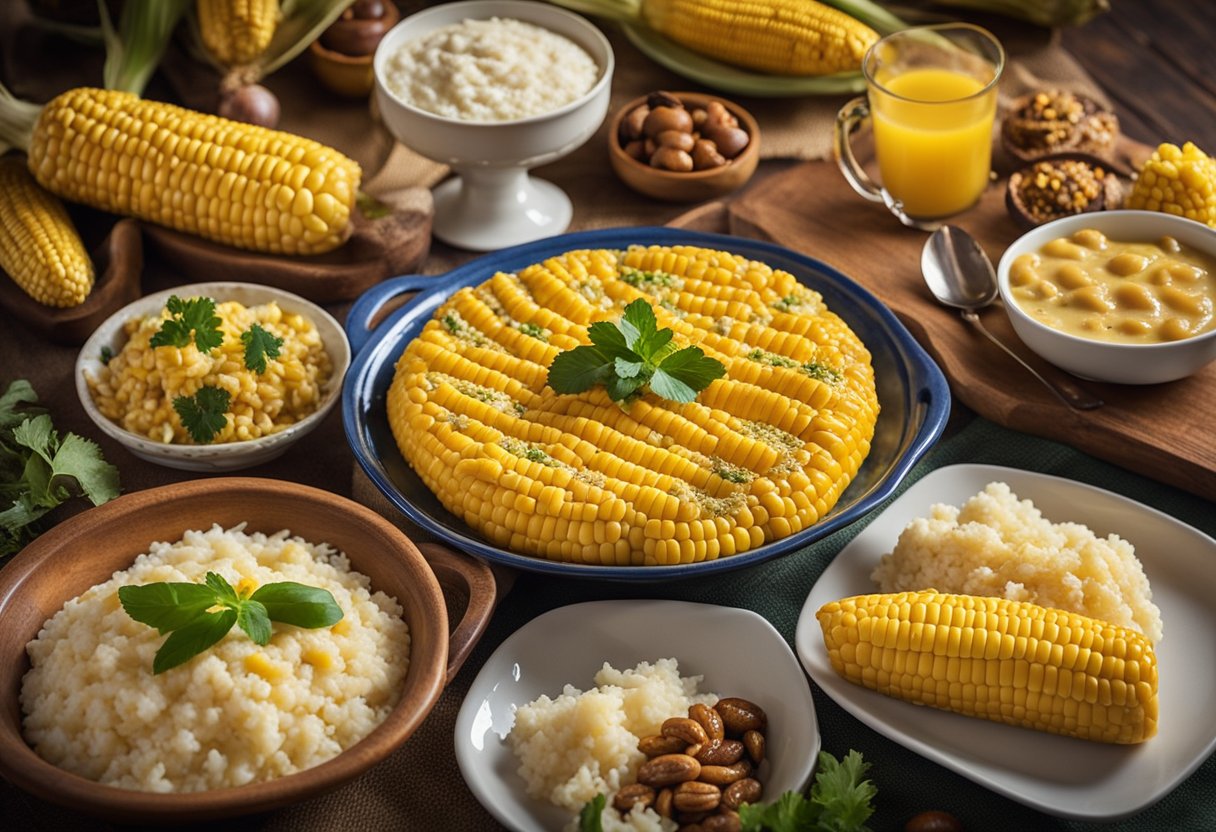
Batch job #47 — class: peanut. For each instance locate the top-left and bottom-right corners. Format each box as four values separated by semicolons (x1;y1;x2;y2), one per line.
721;778;762;811
690;703;725;742
663;717;709;747
696;739;745;766
640;734;687;758
673;781;721;813
743;730;765;765
638;753;701;787
715;698;767;735
613;783;655;813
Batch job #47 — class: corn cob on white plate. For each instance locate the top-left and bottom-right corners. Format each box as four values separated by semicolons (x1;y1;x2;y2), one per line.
794;463;1216;821
454;599;819;832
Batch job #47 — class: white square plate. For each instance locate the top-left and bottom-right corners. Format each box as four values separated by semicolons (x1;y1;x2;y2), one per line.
794;464;1216;821
456;600;820;831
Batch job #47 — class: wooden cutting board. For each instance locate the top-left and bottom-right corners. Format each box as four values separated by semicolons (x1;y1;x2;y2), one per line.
672;158;1216;502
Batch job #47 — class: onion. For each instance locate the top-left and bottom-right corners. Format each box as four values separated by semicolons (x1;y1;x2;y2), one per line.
217;83;281;128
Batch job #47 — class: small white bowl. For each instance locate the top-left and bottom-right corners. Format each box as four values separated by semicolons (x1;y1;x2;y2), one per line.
76;282;350;472
373;0;614;251
997;210;1216;384
454;599;820;832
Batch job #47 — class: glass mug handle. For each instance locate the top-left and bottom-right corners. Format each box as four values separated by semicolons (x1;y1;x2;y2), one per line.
833;96;884;203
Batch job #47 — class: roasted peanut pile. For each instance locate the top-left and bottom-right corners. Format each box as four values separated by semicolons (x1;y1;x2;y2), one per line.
609;697;768;832
619;91;751;173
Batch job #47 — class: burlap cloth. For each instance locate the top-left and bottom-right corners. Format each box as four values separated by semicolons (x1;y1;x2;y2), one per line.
0;4;1165;831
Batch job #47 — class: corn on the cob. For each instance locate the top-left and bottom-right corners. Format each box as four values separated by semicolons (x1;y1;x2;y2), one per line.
26;88;360;256
1126;141;1216;228
386;245;879;566
197;0;279;66
0;155;93;307
817;590;1159;744
641;0;879;76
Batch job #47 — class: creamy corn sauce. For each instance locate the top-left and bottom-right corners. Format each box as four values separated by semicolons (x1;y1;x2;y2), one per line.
1008;229;1216;343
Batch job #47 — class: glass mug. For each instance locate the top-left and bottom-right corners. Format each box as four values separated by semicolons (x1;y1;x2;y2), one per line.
834;23;1005;228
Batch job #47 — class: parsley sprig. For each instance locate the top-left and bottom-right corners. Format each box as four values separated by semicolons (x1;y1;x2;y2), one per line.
119;572;344;674
173;385;230;443
547;300;726;404
0;380;121;558
739;750;878;832
241;323;284;374
150;296;223;352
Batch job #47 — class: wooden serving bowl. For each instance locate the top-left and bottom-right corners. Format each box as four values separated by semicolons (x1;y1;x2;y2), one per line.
607;92;760;203
0;478;497;822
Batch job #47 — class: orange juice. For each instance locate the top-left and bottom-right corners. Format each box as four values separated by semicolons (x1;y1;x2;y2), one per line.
871;67;997;218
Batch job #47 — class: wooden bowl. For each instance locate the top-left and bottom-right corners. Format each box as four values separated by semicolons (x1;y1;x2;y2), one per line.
309;39;376;98
0;478;497;821
608;92;760;203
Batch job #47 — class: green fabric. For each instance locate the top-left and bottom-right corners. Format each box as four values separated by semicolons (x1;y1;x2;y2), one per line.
463;418;1215;832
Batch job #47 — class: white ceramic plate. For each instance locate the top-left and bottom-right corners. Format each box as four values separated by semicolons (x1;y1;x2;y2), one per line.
794;463;1216;821
456;600;820;831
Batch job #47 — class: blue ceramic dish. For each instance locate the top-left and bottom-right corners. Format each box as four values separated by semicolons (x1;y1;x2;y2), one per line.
342;227;949;580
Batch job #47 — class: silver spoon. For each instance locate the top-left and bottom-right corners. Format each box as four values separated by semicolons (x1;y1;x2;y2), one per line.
921;225;1103;411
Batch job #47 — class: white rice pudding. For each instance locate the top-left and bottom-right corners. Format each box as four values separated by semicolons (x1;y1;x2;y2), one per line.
19;525;410;793
383;17;598;121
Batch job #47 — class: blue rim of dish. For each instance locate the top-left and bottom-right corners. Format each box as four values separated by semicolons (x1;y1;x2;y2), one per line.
342;226;950;580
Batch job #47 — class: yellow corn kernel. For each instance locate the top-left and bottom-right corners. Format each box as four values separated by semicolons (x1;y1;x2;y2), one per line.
198;0;279;66
0;156;93;307
28;88;360;255
386;245;878;565
642;0;877;76
817;590;1158;744
1127;141;1216;227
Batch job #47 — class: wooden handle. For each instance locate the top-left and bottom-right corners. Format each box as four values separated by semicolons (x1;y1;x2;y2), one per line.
418;542;498;685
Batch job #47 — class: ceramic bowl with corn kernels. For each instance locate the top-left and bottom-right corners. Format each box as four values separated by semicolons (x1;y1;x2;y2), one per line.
77;282;350;471
997;210;1216;384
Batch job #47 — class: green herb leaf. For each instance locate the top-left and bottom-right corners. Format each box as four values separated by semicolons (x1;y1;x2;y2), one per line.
250;581;344;629
650;347;726;404
0;381;120;558
123;574;346;673
578;793;606;832
205;571;239;603
546;302;727;404
153;608;237;674
585;320;636;361
738;750;877;832
237;599;272;645
809;750;877;832
547;345;616;395
118;582;222;634
150;296;223;352
173;385;230;443
240;323;283;374
100;345;114;365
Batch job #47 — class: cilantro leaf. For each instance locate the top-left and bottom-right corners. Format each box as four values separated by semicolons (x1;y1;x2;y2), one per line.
739;789;818;832
651;346;727;403
240;323;284;374
738;750;878;832
150;296;223;352
809;750;877;832
153;609;237;674
578;794;606;832
585;320;636;361
173;385;230;444
118;582;221;634
547;346;616;395
546;301;727;405
51;433;121;507
0;382;120;558
0;379;42;430
251;581;344;629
